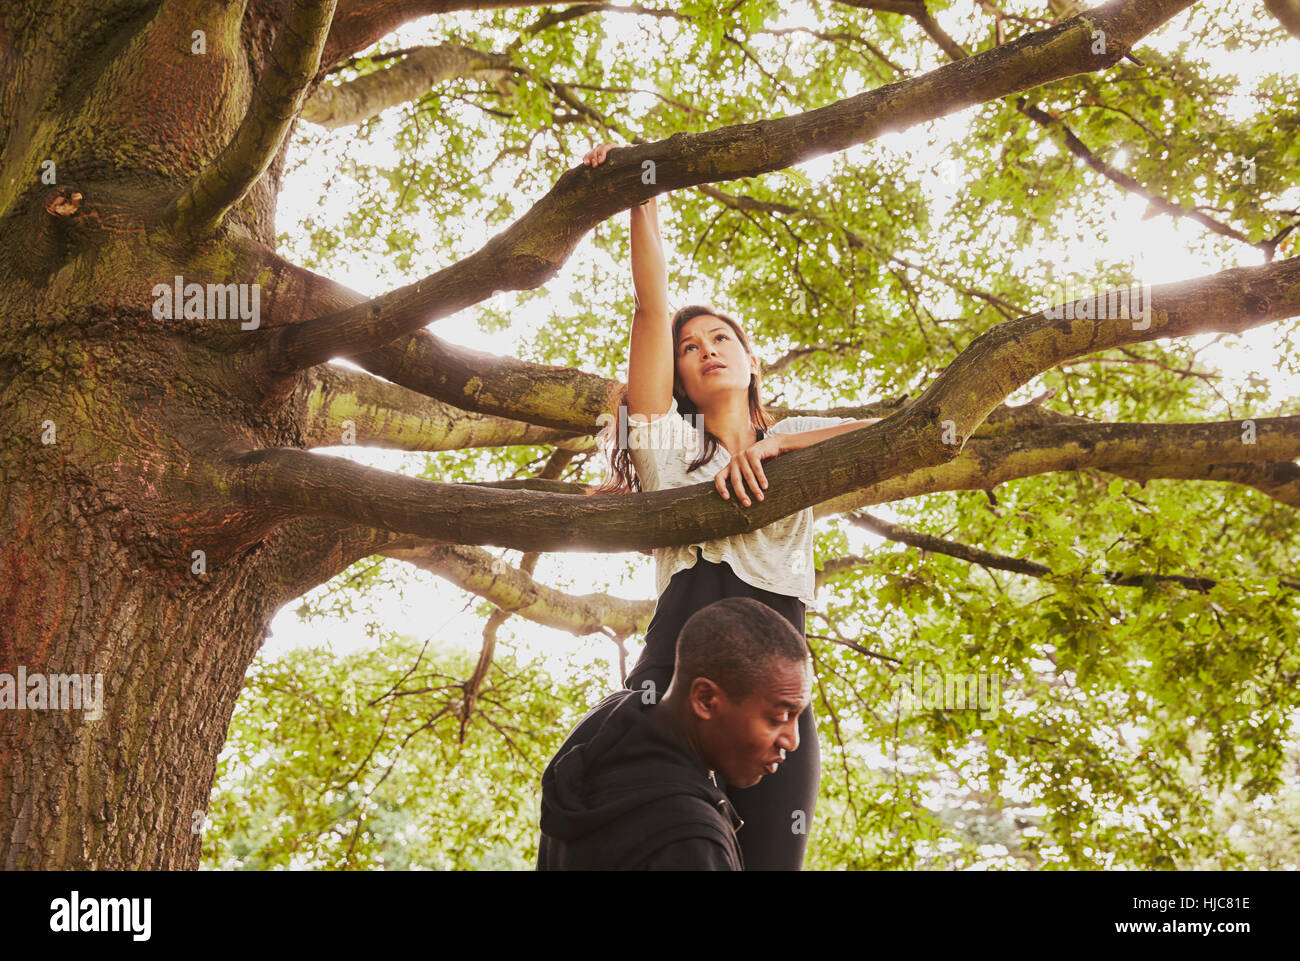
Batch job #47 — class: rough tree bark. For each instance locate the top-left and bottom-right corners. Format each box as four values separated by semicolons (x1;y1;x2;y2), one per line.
0;0;1289;870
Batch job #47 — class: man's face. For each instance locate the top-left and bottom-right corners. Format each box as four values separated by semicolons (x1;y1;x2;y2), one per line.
694;658;813;789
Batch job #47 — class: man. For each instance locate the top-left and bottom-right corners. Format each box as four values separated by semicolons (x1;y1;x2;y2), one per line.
537;596;814;870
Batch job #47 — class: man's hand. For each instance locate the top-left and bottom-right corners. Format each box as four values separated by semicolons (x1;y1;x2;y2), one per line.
714;435;785;506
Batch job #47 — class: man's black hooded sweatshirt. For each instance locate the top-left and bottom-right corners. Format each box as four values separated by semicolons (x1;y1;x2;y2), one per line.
538;689;744;870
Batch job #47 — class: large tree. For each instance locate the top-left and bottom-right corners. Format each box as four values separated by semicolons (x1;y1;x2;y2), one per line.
2;0;1297;869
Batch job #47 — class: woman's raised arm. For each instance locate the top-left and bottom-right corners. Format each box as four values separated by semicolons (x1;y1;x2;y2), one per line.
583;141;672;420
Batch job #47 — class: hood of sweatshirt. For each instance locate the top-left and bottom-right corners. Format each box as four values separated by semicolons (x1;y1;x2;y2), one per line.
540;690;742;864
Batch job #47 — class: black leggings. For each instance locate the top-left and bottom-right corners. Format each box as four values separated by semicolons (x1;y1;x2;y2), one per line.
625;556;818;871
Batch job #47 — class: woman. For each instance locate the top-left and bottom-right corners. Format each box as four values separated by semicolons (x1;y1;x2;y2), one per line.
583;141;879;870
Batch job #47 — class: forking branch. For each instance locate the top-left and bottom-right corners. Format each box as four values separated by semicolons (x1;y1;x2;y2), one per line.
252;0;1198;374
227;255;1300;551
165;0;338;237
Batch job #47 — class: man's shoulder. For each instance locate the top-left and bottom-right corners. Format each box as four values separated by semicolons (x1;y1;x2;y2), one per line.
540;691;744;870
561;688;640;739
587;687;639;715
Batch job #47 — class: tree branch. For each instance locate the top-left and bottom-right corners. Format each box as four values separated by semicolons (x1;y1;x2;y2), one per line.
304;43;515;128
813;408;1300;519
256;250;907;433
268;493;1298;676
1055;349;1222;384
254;483;654;652
241;401;1300;594
832;0;970;60
379;542;653;638
227;255;1300;548
256;0;1196;373
165;0;338;237
869;0;1269;252
257;518;421;614
454;447;564;738
1102;460;1300;510
295;362;586;450
248;251;1300;535
905;254;1300;455
257;245;1300;523
1016;99;1260;250
319;0;558;72
845;512;1300;592
383;437;650;644
1265;0;1300;39
762;340;868;378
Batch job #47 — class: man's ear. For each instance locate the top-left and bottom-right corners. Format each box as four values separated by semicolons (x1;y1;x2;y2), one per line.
688;676;724;720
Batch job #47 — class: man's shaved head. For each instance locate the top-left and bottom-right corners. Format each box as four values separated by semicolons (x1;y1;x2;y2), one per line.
674;597;809;701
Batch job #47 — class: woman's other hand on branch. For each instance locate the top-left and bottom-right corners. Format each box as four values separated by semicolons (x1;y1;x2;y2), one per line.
582;141;622;167
715;435;784;506
582;141;654;208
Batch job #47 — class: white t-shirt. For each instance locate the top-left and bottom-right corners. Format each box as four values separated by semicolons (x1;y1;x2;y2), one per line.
626;397;858;606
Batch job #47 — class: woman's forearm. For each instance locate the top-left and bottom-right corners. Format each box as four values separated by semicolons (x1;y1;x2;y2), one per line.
630;198;668;318
776;419;881;454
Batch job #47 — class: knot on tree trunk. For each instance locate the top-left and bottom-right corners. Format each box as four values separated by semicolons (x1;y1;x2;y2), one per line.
45;189;83;218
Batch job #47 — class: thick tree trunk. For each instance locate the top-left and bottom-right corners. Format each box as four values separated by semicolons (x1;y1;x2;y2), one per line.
0;463;400;868
0;495;272;868
0;0;347;869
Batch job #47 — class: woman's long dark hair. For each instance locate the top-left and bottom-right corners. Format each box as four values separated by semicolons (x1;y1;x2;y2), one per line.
587;305;774;495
